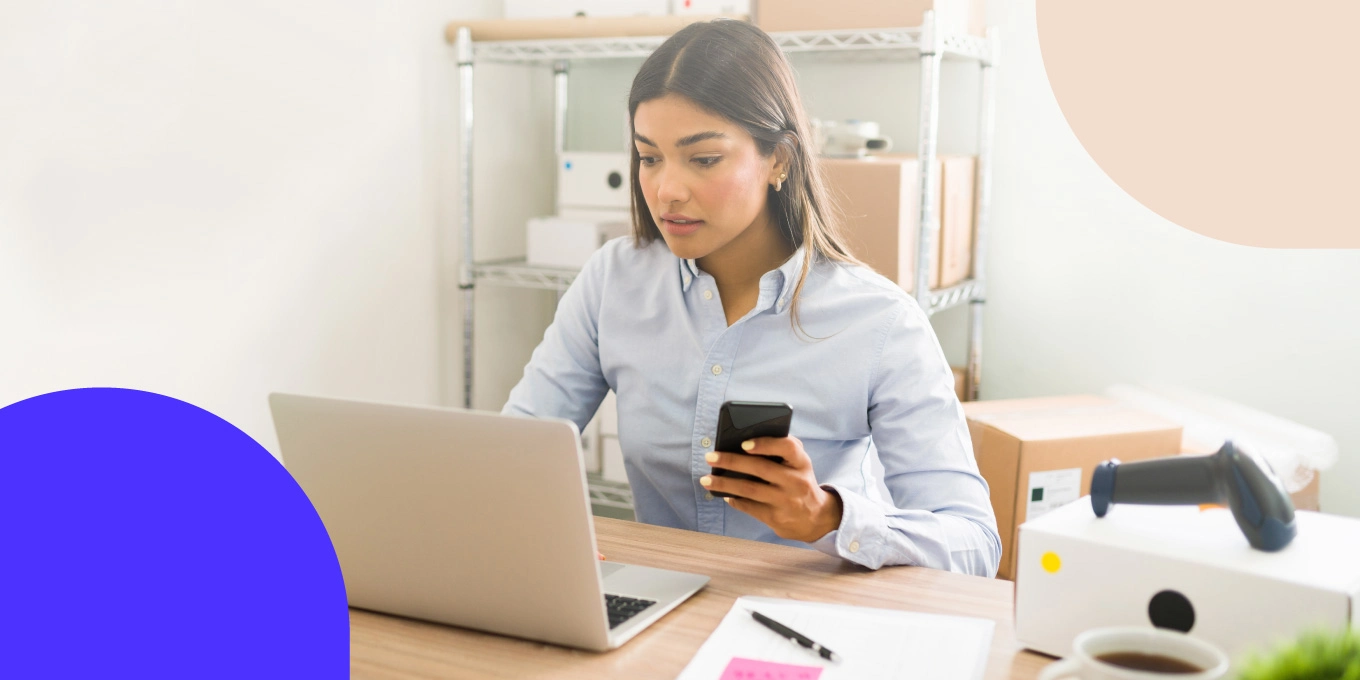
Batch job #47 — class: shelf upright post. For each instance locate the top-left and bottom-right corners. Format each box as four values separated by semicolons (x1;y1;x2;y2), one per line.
914;11;944;312
966;28;999;401
457;26;476;409
553;59;569;160
553;59;570;306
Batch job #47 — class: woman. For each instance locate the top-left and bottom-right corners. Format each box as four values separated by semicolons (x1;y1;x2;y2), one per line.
502;19;1000;576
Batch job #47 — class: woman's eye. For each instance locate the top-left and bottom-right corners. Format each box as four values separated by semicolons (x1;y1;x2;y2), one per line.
693;156;720;167
638;156;659;166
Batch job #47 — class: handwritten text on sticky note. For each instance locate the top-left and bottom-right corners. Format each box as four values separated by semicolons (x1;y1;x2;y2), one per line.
720;657;823;680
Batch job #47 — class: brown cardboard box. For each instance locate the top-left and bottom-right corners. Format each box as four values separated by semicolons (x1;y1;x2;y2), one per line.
938;155;976;288
1291;474;1321;512
821;155;939;292
952;366;968;402
755;0;986;37
821;155;977;292
963;395;1184;580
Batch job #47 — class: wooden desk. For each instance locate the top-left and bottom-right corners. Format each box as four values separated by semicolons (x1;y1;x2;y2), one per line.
351;517;1054;679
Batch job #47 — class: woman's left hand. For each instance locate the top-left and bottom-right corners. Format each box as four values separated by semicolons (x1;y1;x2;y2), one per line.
700;435;843;543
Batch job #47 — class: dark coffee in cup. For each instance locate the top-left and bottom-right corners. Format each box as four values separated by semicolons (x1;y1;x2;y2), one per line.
1095;652;1206;674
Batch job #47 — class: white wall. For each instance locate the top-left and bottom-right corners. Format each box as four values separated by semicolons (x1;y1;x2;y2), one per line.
0;0;500;453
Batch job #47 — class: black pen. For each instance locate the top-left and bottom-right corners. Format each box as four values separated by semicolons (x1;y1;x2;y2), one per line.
748;609;840;662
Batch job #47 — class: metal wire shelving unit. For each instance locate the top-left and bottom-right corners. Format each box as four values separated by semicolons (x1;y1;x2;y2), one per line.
450;15;999;511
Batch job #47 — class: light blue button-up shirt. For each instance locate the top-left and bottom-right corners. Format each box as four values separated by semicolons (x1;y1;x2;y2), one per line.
502;236;1001;576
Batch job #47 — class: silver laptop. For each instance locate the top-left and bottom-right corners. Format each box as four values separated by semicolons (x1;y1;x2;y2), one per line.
269;392;709;651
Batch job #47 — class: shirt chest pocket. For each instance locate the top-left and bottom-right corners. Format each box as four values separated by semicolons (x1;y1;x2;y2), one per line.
722;371;871;445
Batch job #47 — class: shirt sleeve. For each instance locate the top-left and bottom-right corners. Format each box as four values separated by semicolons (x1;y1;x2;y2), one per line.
500;244;611;434
810;300;1002;577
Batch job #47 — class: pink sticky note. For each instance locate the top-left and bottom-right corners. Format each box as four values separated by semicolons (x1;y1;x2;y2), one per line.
719;657;823;680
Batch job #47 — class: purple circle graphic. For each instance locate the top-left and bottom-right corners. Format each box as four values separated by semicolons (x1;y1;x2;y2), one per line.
0;388;347;677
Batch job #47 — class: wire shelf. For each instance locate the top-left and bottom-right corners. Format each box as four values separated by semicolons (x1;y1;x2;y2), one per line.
473;27;990;64
925;279;982;316
588;474;635;511
468;258;580;292
471;257;978;316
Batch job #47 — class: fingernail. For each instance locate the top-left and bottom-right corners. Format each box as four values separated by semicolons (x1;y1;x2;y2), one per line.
705;451;719;464
741;440;755;452
699;475;712;487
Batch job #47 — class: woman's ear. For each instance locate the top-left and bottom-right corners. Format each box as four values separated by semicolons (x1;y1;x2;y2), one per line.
769;133;798;186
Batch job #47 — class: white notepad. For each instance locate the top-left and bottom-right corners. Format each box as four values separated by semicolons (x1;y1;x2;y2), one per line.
677;596;995;680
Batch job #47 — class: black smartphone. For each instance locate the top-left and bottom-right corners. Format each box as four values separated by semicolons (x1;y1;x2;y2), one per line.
710;400;793;499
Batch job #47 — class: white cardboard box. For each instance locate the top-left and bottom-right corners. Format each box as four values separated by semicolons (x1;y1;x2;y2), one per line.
526;216;630;269
581;390;620;475
505;0;668;19
560;206;632;223
1015;499;1360;669
559;152;631;211
670;0;750;15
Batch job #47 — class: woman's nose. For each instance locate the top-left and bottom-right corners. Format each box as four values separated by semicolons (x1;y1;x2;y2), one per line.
654;165;688;205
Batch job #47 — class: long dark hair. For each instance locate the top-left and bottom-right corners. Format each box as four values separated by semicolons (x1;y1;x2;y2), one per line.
627;19;863;334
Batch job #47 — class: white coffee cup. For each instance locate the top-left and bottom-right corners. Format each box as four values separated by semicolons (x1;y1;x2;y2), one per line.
1037;627;1230;680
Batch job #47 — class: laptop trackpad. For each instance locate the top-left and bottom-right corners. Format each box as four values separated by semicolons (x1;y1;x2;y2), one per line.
599;561;626;579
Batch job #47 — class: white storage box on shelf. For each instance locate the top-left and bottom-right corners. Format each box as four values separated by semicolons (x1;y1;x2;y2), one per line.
1015;499;1360;670
527;151;634;269
580;390;618;474
526;216;630;269
670;0;751;15
505;0;669;20
558;152;632;211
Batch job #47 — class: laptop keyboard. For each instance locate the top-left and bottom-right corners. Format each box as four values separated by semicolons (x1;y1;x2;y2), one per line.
605;594;657;629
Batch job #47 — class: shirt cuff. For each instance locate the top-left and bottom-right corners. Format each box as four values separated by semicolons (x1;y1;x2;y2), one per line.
809;483;887;568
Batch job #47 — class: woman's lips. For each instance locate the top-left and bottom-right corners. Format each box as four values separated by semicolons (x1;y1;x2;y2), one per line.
661;218;704;236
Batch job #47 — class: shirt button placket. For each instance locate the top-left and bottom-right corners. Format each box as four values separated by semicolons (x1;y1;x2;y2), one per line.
697;349;734;533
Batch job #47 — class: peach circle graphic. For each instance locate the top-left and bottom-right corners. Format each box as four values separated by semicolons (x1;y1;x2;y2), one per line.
1037;0;1359;248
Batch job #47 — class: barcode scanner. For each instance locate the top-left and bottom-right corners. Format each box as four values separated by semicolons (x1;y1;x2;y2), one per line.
1090;440;1297;551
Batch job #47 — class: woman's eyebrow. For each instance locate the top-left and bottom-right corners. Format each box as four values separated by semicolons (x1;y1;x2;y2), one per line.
633;131;727;148
676;131;726;147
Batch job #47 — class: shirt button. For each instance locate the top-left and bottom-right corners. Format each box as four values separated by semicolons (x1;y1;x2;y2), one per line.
711;364;722;376
705;492;714;501
700;437;712;448
703;290;713;300
848;540;860;553
683;275;691;286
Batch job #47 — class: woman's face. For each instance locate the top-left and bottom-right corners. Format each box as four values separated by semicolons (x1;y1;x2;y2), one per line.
632;94;782;260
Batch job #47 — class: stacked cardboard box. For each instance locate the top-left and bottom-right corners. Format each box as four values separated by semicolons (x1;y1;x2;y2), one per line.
820;154;976;293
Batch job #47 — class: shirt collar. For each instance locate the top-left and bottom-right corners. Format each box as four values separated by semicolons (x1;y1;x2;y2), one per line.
680;257;702;291
677;246;809;313
769;246;808;313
